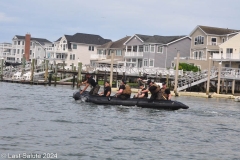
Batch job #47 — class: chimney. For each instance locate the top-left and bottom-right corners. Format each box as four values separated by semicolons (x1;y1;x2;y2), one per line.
24;33;31;61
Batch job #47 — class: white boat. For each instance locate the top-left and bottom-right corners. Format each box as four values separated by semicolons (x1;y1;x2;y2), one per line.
234;96;240;102
12;72;22;80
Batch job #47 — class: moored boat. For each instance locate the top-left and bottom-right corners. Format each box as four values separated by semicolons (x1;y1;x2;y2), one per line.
73;91;189;110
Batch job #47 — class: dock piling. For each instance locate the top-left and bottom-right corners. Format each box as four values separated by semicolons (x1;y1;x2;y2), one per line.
0;59;3;80
174;51;180;96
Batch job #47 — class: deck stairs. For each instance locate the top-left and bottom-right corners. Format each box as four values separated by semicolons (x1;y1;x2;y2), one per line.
176;70;217;92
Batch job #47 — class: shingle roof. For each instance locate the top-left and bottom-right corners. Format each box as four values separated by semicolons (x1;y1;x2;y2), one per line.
199;25;239;35
97;36;130;49
15;35;52;44
136;34;152;42
63;33;111;45
146;35;186;44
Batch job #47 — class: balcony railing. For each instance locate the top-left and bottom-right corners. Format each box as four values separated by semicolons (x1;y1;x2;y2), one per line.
208;42;222;46
212;53;240;59
90;54;107;60
125;52;143;57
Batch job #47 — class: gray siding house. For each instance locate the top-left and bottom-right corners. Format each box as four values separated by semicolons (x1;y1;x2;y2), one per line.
123;34;191;68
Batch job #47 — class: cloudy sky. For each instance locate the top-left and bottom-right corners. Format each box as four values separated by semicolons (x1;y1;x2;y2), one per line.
0;0;239;42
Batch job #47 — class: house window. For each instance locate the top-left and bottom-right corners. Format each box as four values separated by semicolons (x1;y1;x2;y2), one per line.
139;45;143;52
73;54;75;60
63;40;66;43
73;44;77;49
194;36;204;45
22;41;24;45
144;45;149;52
14;41;17;45
193;51;203;60
116;50;122;56
157;46;163;53
70;54;72;60
32;53;34;57
150;45;155;53
211;37;217;45
30;50;32;55
18;41;20;45
226;48;233;59
149;59;154;67
22;49;24;54
17;49;20;54
89;46;94;51
63;44;65;51
222;38;225;43
30;42;32;46
13;49;16;54
171;61;175;68
225;64;230;67
143;59;148;67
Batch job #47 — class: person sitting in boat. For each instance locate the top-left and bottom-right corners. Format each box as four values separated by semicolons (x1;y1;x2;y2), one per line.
133;83;148;98
80;73;100;95
141;79;161;100
99;81;111;97
159;82;171;100
115;79;131;100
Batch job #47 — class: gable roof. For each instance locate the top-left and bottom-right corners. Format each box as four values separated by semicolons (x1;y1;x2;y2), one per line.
14;35;52;44
125;34;187;45
56;33;111;45
145;35;186;44
190;25;240;36
98;36;130;49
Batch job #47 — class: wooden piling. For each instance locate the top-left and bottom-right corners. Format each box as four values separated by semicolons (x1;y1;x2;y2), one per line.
0;59;3;80
21;57;26;76
206;56;211;95
54;63;58;86
217;62;222;94
44;60;49;82
30;59;35;82
73;74;75;88
232;79;235;95
109;53;114;87
221;79;224;93
77;62;82;88
174;51;180;96
48;73;52;86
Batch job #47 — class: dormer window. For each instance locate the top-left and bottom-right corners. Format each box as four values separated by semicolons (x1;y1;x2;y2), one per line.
194;36;204;45
63;40;66;43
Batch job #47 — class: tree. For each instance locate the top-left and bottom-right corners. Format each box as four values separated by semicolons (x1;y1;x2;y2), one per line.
175;63;200;72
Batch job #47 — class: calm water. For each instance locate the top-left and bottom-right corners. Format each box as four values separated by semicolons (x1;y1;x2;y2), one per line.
0;82;240;160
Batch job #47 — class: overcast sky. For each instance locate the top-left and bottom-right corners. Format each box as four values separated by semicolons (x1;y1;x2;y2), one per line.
0;0;239;43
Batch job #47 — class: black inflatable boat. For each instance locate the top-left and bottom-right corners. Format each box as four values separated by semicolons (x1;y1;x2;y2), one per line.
73;91;189;110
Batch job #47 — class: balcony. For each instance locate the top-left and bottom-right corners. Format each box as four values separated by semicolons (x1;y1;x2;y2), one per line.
124;52;143;57
90;54;106;60
212;53;240;60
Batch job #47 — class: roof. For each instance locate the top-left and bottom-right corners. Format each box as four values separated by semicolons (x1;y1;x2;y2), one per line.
198;25;239;35
56;33;111;45
98;36;130;49
14;35;52;44
145;35;186;44
135;34;152;42
125;34;187;45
